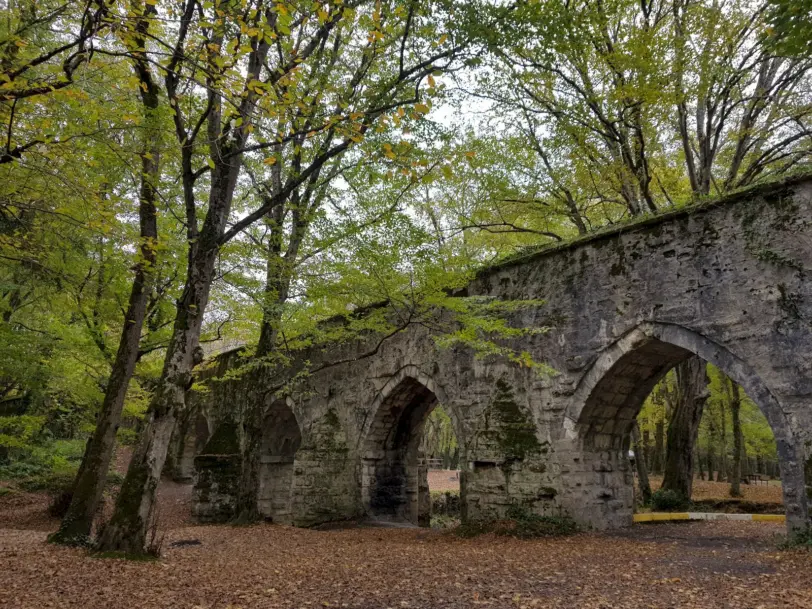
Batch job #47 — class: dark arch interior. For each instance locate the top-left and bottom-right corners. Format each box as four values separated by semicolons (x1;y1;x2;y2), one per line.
258;400;302;524
361;377;440;525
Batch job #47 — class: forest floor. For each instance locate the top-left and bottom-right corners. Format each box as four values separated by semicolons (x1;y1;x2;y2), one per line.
647;475;784;505
1;464;808;608
1;509;810;608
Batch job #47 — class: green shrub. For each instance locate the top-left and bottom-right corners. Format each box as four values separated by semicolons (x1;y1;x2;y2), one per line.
106;471;125;486
778;527;812;551
18;470;76;492
651;488;690;511
116;427;139;446
455;505;579;539
430;514;460;529
431;490;460;517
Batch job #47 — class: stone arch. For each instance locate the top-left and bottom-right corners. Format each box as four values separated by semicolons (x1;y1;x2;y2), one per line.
360;366;460;525
258;397;302;524
564;322;809;531
362;365;464;442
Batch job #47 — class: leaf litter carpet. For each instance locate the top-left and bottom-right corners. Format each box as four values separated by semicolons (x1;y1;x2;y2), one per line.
2;517;811;608
1;466;809;609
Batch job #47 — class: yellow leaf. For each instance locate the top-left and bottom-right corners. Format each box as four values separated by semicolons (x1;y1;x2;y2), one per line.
414;103;430;114
264;156;277;165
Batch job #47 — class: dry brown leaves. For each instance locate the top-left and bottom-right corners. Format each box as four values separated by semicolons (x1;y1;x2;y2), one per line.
427;471;460;493
648;476;784;504
0;469;806;609
1;514;811;609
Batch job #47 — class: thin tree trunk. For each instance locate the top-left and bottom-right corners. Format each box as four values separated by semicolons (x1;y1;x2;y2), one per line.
697;447;705;481
653;419;665;474
661;356;709;501
729;378;744;497
48;20;160;545
95;239;217;553
632;423;652;505
642;429;651;470
718;400;728;482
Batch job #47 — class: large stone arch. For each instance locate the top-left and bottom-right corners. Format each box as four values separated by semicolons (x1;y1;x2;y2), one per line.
359;365;461;526
561;321;809;531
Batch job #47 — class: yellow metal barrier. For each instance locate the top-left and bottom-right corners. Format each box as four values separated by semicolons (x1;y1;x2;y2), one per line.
634;512;786;523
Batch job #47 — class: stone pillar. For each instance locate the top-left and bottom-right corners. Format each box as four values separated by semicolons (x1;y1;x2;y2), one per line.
554;435;635;530
417;461;430;526
461;378;557;522
192;454;241;522
289;408;359;526
191;419;241;523
290;448;359;526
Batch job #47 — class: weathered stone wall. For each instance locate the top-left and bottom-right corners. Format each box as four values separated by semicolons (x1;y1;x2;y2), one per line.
191;177;812;532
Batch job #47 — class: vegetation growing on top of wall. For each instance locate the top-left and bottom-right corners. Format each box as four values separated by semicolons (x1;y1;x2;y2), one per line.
484;172;812;277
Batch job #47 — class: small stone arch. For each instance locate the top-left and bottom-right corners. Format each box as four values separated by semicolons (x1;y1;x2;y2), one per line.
362;365;464;444
360;365;461;525
258;397;303;524
564;321;809;531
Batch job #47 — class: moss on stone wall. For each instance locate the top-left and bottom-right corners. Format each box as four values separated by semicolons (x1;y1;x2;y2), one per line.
487;379;542;462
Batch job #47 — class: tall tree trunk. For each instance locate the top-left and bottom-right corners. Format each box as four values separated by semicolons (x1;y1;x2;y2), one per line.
234;175;318;521
48;23;161;545
661;356;709;501
632;422;652;505
697;447;705;481
642;428;651;470
96;164;236;553
96;17;277;551
718;401;728;482
653;419;665;474
234;204;297;522
729;378;744;497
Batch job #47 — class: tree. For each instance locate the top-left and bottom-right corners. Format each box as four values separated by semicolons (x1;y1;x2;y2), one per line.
1;0;111;163
632;422;652;505
49;0;163;545
727;376;744;497
98;0;477;553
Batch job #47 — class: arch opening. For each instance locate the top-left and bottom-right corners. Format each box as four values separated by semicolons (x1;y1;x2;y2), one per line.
361;376;455;526
258;400;302;524
173;412;211;482
568;324;808;531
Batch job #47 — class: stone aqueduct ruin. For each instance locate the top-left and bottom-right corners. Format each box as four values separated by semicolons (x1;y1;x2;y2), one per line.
170;177;812;532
